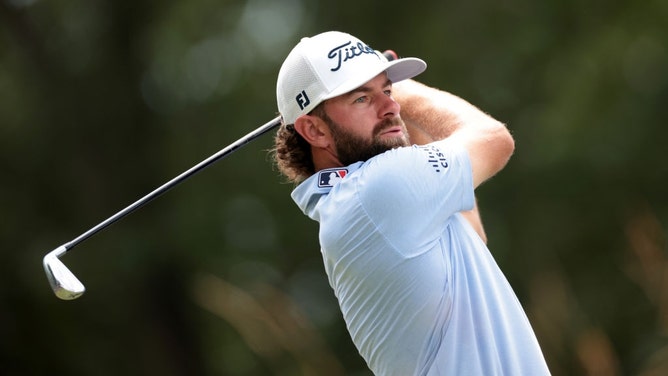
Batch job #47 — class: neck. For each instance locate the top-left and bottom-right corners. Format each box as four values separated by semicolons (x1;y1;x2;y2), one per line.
312;146;343;172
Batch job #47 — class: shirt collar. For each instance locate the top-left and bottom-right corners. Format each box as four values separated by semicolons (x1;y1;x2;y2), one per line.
291;162;363;219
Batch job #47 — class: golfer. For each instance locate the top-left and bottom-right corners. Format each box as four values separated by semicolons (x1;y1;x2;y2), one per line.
272;31;550;375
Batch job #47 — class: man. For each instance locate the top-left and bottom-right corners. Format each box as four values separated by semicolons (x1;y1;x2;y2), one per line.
272;31;550;375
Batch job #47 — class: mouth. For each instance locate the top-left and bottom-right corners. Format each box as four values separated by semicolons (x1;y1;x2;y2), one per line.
379;126;404;137
373;117;408;142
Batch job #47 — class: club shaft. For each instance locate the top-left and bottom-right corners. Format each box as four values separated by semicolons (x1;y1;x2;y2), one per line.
61;116;281;254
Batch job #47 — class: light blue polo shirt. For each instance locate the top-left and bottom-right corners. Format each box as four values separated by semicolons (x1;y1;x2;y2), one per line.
291;141;550;376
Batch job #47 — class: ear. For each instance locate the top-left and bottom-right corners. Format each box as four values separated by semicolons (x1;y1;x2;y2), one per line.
294;114;332;148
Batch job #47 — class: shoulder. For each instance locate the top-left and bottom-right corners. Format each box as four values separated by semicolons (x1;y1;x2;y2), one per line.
358;142;470;189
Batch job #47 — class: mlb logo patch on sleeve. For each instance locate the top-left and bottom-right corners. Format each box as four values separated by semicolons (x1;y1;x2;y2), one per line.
317;168;348;188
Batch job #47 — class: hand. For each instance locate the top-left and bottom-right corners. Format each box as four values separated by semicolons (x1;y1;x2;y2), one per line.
382;50;398;61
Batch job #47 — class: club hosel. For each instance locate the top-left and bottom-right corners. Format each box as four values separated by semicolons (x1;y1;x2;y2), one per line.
49;244;68;258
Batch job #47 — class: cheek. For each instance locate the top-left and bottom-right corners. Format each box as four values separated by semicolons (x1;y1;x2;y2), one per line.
351;114;379;135
326;104;377;137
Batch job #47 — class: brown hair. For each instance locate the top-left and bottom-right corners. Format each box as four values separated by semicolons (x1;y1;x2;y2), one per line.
270;104;327;184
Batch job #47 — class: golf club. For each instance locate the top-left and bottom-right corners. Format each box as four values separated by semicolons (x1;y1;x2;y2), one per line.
43;115;281;300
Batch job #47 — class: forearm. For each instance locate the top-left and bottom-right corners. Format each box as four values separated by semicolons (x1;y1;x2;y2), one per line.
393;79;504;143
394;79;514;188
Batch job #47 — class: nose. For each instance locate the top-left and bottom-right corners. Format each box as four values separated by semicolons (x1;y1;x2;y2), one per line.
378;93;400;119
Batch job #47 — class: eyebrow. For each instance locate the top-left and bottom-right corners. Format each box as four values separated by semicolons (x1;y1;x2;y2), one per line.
343;77;393;99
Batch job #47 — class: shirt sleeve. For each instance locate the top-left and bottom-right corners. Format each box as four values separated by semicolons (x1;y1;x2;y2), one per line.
356;141;475;257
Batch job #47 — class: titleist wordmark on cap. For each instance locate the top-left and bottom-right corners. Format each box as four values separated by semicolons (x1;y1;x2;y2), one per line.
276;31;426;125
326;40;379;72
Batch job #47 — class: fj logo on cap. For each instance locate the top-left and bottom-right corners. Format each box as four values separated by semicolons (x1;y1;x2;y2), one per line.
318;168;348;188
296;90;310;110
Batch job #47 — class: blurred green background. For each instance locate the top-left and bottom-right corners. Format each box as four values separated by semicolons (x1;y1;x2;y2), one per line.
1;0;667;375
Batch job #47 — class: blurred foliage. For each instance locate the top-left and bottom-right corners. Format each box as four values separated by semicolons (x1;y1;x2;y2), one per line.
1;0;667;375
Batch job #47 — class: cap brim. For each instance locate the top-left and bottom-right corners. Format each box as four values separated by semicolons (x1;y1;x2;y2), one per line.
322;57;427;101
386;57;427;83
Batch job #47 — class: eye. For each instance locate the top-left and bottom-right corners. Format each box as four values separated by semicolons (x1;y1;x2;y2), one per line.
354;96;368;104
384;89;392;96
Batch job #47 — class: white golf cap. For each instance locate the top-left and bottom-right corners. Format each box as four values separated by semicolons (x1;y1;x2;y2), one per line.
276;31;427;125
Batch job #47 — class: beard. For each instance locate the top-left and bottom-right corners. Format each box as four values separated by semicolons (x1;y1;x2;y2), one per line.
327;116;410;166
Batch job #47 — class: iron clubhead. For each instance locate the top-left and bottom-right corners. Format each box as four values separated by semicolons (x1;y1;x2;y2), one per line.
43;246;85;300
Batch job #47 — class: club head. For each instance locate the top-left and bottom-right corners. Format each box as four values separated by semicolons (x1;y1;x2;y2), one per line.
43;246;85;300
